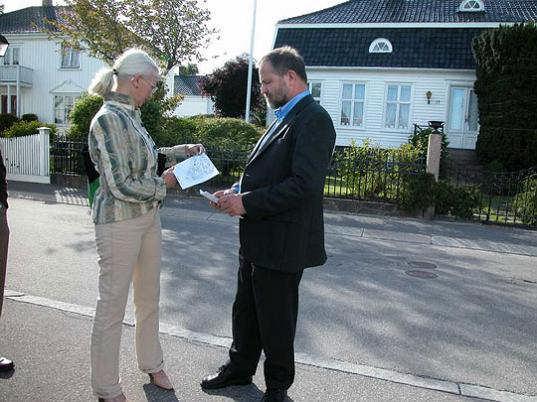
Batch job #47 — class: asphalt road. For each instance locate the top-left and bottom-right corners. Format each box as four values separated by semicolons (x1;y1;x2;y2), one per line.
3;194;537;400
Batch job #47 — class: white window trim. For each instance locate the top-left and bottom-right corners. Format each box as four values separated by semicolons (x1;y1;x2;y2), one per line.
338;81;367;128
458;0;485;12
2;45;22;66
59;44;81;70
53;93;80;126
308;80;323;104
383;83;413;131
369;38;393;53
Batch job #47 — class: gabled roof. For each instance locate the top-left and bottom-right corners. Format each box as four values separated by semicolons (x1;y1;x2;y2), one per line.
274;28;486;70
279;0;537;24
173;75;207;96
0;6;69;34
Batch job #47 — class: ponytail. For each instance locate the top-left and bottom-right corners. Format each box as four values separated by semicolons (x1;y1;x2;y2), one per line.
88;67;115;97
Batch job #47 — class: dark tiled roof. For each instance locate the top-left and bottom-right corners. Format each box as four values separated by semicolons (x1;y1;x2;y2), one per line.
173;75;207;96
274;28;487;69
0;6;69;34
279;0;537;24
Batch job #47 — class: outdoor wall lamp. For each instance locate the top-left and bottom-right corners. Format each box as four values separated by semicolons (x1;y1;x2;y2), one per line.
426;90;432;104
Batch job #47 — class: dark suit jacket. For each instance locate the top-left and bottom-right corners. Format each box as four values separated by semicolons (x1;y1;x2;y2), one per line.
239;95;336;273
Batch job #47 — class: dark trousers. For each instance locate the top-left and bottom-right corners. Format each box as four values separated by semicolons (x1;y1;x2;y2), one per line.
228;255;303;390
0;210;9;318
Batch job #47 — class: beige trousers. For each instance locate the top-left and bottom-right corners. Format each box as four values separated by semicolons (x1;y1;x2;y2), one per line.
91;208;164;398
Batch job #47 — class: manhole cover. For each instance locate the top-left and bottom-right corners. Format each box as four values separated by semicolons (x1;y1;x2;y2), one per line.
408;261;437;269
405;270;438;279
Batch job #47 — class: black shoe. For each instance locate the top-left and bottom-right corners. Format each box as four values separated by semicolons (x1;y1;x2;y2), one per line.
0;357;14;372
261;389;287;402
201;364;252;390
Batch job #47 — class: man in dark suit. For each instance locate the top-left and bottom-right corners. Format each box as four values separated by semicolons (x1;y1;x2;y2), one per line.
0;148;14;372
201;47;336;402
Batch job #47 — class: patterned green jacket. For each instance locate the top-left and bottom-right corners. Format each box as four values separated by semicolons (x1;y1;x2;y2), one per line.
88;92;188;224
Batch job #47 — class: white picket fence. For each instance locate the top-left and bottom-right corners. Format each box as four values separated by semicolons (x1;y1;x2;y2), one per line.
0;128;51;184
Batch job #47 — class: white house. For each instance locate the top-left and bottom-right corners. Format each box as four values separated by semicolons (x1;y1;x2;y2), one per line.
171;74;214;117
0;1;106;134
273;0;537;150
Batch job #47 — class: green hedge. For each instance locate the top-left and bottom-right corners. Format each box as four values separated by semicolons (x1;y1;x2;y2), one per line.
67;94;103;141
2;120;57;140
473;23;537;170
67;93;262;153
0;113;20;133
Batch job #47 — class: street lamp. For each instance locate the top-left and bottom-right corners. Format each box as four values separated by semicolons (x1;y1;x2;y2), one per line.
0;34;9;57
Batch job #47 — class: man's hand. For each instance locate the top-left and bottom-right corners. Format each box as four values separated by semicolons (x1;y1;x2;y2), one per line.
218;193;246;217
210;189;234;209
162;167;177;189
185;144;206;156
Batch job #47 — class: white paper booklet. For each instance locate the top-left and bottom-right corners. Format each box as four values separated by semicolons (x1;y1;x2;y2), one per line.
173;153;219;189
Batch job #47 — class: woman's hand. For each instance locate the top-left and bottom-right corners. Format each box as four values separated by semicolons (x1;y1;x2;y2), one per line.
185;144;206;156
162;167;178;189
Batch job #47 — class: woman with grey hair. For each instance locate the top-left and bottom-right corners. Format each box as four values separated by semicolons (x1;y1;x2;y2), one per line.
88;48;203;402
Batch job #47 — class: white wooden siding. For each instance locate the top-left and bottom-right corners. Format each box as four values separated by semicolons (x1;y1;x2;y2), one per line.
172;95;215;117
1;34;105;124
308;69;476;148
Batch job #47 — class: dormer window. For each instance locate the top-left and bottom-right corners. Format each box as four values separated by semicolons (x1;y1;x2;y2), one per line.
458;0;485;12
369;38;392;54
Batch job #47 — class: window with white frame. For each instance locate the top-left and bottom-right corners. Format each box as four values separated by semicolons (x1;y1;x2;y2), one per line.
54;94;80;124
309;81;322;103
60;44;80;69
2;46;20;66
458;0;485;12
340;82;365;127
369;38;393;53
385;84;411;129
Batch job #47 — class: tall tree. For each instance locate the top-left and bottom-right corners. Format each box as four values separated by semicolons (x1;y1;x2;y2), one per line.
48;0;214;74
178;63;199;75
202;55;265;123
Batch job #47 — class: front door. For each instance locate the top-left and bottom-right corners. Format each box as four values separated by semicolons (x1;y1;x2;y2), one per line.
447;86;479;149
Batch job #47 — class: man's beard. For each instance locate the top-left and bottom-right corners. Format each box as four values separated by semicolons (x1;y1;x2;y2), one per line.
266;95;286;109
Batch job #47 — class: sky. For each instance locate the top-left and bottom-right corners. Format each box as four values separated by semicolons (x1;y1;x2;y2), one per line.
1;0;347;73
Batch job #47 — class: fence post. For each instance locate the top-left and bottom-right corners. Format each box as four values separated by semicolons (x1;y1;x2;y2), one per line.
426;133;442;181
37;127;51;180
424;133;442;219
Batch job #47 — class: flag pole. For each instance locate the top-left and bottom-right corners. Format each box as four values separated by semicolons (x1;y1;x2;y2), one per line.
244;0;257;123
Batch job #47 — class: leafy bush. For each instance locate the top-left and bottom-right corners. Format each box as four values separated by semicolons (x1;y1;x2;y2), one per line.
334;139;424;199
512;175;537;225
3;120;57;140
398;172;436;213
67;93;181;143
195;117;263;151
0;113;20;134
21;113;38;122
408;127;449;161
67;94;103;141
158;116;198;146
433;180;481;219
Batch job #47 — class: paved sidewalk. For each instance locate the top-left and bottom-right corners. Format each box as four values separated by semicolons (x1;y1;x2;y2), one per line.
0;298;480;402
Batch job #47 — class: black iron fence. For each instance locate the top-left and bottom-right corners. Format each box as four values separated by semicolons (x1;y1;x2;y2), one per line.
50;141;536;228
50;140;85;176
444;164;537;228
325;147;426;203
